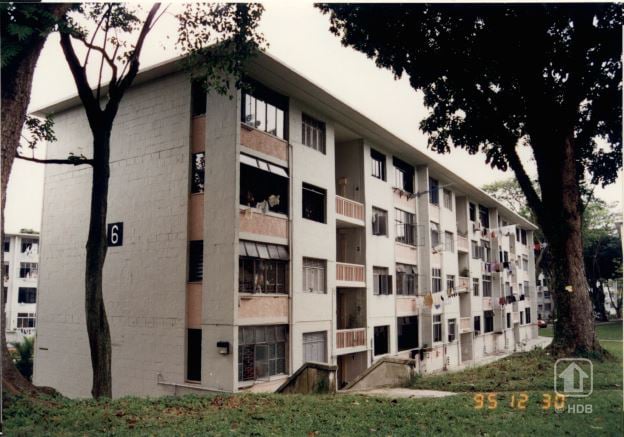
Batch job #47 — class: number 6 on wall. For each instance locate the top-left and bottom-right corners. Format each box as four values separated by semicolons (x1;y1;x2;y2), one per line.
107;222;123;247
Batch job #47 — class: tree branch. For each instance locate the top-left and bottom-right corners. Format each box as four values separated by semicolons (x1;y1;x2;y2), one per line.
502;141;544;221
16;153;93;166
59;32;101;121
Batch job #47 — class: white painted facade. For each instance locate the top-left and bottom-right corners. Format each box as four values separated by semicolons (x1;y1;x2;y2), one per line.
3;232;39;344
33;54;538;397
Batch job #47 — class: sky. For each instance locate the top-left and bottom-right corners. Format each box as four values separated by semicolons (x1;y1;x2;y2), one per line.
5;1;622;233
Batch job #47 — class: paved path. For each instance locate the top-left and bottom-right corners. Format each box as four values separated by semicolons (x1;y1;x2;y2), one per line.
351;388;456;399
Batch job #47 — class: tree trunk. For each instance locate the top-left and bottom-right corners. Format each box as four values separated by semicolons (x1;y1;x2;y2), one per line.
537;134;601;356
0;23;48;399
85;129;112;399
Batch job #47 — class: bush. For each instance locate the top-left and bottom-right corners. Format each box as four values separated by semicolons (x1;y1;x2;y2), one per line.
11;336;34;381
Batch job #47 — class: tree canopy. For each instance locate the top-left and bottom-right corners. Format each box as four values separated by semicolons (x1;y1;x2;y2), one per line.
319;3;622;354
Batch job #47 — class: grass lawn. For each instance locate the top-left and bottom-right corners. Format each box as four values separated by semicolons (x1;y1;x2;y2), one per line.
5;324;622;436
540;320;623;341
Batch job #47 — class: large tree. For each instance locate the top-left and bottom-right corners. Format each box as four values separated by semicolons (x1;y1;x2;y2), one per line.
320;3;622;355
16;3;264;398
1;2;71;397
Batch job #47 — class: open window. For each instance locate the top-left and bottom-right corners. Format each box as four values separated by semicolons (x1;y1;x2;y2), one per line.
396;264;418;296
393;157;414;193
238;325;288;382
373;325;389;355
397;316;418;351
239;240;289;294
241;80;287;139
302;183;326;223
240;153;289;215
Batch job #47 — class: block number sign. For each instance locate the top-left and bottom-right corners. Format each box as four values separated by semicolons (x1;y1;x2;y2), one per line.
107;222;123;247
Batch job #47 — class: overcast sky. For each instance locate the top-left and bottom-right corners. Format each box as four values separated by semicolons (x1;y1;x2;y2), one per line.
5;1;621;233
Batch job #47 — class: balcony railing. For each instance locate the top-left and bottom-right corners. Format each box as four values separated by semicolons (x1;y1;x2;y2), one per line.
17;327;35;336
336;262;365;283
336;196;365;222
457;235;469;252
336;327;366;349
459;317;472;333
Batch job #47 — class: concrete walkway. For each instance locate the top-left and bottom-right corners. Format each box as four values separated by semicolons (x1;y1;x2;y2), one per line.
351;387;456;399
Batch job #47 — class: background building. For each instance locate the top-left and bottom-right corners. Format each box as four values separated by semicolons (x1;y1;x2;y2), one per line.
3;231;39;344
33;54;538;398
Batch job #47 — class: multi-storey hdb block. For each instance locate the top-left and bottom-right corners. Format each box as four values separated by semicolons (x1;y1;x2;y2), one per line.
3;232;39;344
32;53;538;398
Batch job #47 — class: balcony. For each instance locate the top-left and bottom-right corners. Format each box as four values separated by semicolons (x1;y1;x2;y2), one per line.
458;276;470;293
336;327;367;349
336;196;365;227
459;317;472;333
336;262;366;287
240;123;288;162
457;235;469;252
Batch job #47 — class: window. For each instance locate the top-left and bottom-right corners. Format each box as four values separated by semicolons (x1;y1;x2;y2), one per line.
3;262;8;278
520;311;525;325
430;223;440;248
472;278;480;296
545;303;551;311
239;241;289;294
484;311;494;333
474;315;481;333
21;238;37;254
18;287;36;304
240;153;289;215
481;241;491;262
396;264;417;296
373;267;392;295
471;240;480;259
374;325;390;355
397;316;419;350
187;329;202;381
516;228;521;242
371;149;386;181
443;189;452;210
3;287;7;304
522;256;529;271
372;207;388;236
392;157;414;193
521;229;528;245
395;209;416;245
482;275;492;297
19;263;38;280
188;241;203;282
446;275;455;292
432;268;442;293
303;258;326;293
17;313;36;329
303;331;327;363
191;153;205;194
544;291;551;299
506;313;511;328
302;113;326;153
429;177;439;205
525;308;531;324
444;231;454;252
478;205;490;228
433;315;442;342
524;281;529;295
302;183;326;223
3;238;9;252
238;325;287;381
469;202;476;222
448;318;456;342
191;79;206;116
241;84;286;139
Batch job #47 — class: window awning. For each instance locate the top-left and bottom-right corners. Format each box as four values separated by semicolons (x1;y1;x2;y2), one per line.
240;153;289;178
239;240;289;260
396;264;417;274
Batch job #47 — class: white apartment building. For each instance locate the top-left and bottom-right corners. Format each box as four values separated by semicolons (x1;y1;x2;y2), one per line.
536;273;553;321
3;232;39;343
33;53;538;398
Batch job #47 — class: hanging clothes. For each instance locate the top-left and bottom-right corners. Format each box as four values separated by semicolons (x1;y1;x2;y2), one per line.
424;293;434;308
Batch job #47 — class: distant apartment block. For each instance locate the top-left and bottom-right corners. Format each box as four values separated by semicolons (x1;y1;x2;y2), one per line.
3;232;39;343
33;54;538;398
